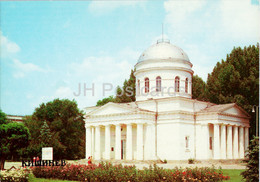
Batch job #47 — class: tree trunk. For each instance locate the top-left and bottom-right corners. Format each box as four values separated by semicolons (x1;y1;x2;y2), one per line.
0;157;6;170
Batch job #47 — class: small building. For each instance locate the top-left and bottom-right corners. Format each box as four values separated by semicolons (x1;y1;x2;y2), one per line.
6;115;24;123
84;39;250;161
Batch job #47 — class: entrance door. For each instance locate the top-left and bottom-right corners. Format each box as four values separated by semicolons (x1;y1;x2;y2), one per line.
121;140;126;159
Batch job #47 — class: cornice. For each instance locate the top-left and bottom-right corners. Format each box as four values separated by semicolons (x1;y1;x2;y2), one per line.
135;66;194;75
134;58;193;68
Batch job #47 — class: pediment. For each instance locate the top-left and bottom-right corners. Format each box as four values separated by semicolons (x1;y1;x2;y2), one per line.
86;102;135;116
222;105;250;118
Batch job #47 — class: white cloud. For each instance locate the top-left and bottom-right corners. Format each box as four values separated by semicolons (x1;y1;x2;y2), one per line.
0;31;20;58
164;0;206;23
12;59;46;78
164;0;260;43
34;47;139;110
220;0;260;40
88;1;145;15
163;0;260;79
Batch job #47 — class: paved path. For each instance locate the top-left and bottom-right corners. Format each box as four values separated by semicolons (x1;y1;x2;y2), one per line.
71;160;247;170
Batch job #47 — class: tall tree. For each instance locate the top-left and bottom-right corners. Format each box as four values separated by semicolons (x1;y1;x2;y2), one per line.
0;110;30;170
24;99;85;160
206;44;259;137
115;69;136;103
192;75;207;101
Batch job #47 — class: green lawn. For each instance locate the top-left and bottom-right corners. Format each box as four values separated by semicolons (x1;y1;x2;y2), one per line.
29;174;77;182
222;169;245;182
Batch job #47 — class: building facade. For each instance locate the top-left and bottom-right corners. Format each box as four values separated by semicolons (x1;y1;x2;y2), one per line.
84;39;250;161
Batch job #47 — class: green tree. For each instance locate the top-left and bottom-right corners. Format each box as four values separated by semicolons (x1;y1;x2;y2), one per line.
39;121;53;147
241;137;259;182
96;96;115;106
192;75;207;101
206;44;259;137
24;99;85;160
0;109;8;125
0;110;30;170
115;69;136;103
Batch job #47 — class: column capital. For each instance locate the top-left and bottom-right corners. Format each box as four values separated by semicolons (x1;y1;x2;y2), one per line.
85;124;92;128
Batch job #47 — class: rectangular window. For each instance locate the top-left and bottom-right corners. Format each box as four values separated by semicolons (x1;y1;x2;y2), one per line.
185;136;189;149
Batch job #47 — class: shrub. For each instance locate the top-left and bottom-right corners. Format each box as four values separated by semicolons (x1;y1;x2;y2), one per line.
0;167;30;182
241;136;259;182
31;162;230;181
188;158;195;164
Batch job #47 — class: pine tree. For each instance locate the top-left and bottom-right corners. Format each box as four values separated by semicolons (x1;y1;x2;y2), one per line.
241;137;259;182
39;121;53;147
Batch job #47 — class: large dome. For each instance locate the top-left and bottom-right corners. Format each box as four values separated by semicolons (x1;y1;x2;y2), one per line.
138;40;190;63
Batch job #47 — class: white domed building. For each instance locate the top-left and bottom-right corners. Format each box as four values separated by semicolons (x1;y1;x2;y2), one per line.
84;39;250;161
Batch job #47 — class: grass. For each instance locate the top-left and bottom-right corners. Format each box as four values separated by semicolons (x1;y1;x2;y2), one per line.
222;169;245;182
28;174;77;182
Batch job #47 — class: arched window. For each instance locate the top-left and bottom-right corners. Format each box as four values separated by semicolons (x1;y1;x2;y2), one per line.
156;76;161;92
138;80;140;95
185;78;188;93
175;76;180;92
145;78;149;93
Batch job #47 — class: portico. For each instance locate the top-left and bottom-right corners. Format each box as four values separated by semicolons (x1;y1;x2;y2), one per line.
85;120;155;160
86;121;249;161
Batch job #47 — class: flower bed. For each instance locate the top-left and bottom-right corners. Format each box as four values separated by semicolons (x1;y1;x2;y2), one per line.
0;167;30;182
32;162;230;181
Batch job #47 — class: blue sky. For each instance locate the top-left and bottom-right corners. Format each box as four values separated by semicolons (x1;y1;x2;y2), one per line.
1;0;259;115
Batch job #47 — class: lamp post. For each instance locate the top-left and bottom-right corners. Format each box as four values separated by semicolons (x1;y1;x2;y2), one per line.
252;105;259;137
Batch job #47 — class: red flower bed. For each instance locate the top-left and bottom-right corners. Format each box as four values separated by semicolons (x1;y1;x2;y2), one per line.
32;162;230;181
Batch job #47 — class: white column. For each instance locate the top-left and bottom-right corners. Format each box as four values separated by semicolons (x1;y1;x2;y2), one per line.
91;127;95;157
239;127;245;158
137;123;144;160
205;124;210;159
104;125;111;160
189;81;192;95
195;124;202;159
245;127;249;155
213;124;220;159
233;126;239;159
95;126;101;160
126;124;133;160
86;126;92;159
227;125;233;159
115;124;121;160
220;124;226;159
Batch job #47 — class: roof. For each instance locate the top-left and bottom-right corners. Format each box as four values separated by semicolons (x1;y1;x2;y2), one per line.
198;103;250;118
138;41;190;63
86;102;155;116
199;103;235;113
